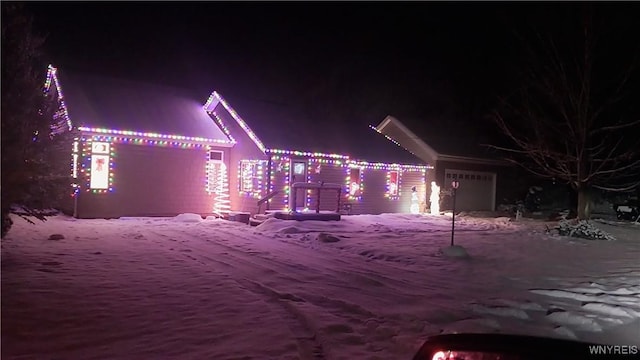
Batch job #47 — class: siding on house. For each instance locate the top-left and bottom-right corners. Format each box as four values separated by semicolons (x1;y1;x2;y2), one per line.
265;158;288;211
435;159;520;210
266;158;427;215
75;140;219;218
306;162;346;212
399;170;429;213
347;167;427;215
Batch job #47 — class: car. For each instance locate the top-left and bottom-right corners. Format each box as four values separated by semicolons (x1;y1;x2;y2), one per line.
412;333;633;360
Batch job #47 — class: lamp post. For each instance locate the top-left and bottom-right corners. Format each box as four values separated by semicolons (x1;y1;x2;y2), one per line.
451;180;460;246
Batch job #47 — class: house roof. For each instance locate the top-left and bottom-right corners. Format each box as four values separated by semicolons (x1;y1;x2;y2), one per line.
209;93;427;165
378;116;507;164
54;69;232;142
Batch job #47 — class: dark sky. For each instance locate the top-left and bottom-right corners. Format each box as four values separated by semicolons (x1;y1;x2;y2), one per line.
24;2;640;145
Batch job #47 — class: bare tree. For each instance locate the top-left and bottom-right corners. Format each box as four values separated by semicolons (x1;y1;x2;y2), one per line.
488;8;640;220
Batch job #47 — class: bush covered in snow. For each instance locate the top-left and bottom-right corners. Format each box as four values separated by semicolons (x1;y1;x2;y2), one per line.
555;220;616;241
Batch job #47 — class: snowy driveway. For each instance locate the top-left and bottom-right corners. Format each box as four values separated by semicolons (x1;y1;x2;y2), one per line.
2;213;639;359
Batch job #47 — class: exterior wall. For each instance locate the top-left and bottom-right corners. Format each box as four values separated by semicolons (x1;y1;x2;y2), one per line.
265;156;289;211
75;141;222;218
267;157;428;215
347;167;427;215
399;170;429;213
306;161;346;212
434;159;515;211
425;168;437;211
55;137;78;216
212;107;268;214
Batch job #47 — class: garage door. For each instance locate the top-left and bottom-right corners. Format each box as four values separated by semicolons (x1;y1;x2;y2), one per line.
444;169;496;211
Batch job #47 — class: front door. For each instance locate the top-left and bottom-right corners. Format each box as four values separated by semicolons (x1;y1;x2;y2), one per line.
291;160;307;210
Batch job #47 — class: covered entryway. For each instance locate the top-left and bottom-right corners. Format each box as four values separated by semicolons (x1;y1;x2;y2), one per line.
445;169;496;211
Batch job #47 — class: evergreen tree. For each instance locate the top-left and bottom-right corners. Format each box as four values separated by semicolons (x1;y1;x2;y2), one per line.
1;3;74;238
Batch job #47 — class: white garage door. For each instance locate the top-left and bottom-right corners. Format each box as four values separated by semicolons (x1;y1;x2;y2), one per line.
444;169;496;211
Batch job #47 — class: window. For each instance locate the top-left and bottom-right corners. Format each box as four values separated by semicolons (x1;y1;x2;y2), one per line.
240;161;260;193
293;161;306;175
388;170;399;196
90;142;110;189
209;150;224;162
206;151;226;193
349;168;362;197
91;142;109;154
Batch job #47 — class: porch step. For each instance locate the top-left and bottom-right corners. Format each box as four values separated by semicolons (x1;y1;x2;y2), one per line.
250;212;276;227
253;213;273;221
228;211;251;224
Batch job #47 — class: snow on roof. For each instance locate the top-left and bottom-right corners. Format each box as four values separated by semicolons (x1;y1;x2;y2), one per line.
212;94;427;165
56;69;232;142
384;116;504;161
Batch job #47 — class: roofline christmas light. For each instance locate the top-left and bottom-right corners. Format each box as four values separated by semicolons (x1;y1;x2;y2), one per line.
78;127;234;146
44;65;73;131
368;124;423;158
203;91;267;153
267;148;350;160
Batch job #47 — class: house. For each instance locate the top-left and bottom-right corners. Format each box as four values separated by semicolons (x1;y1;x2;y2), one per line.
376;115;516;212
47;66;431;219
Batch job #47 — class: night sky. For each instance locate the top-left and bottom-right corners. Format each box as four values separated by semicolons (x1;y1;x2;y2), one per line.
24;2;640;147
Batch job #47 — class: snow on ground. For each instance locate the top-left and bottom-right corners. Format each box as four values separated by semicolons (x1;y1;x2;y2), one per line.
2;212;639;360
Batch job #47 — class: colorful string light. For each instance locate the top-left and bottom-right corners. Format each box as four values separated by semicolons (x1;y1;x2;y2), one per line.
268;148;350;160
239;160;268;199
59;74;433;212
81;140;115;193
44;65;73;131
213;162;231;214
386;170;401;200
204;91;267;153
78;127;233;146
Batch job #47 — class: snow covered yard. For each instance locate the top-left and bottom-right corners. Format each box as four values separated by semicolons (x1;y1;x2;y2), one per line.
2;213;639;360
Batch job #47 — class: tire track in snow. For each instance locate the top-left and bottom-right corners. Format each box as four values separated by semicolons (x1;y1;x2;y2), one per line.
236;278;326;360
147;228;329;360
146;224;522;356
154;225;503;319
